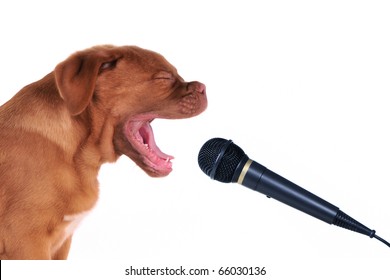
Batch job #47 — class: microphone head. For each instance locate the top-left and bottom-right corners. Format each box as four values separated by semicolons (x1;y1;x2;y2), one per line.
198;137;247;183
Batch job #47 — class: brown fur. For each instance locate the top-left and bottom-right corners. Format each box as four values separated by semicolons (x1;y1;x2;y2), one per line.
0;45;207;259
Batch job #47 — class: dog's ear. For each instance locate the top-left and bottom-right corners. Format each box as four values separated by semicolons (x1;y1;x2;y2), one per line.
54;47;121;116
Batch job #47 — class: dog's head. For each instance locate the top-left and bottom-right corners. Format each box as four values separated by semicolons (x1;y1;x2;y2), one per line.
54;45;207;177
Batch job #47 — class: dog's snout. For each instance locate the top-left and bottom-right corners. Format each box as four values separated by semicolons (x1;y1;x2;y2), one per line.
187;82;206;95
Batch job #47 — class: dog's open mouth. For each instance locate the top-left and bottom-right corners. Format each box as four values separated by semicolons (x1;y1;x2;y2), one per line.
124;118;174;176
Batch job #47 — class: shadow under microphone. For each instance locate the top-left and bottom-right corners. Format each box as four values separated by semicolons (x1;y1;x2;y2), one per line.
197;137;390;248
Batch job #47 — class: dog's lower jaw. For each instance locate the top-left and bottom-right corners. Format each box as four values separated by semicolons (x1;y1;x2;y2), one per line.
126;119;174;176
112;122;173;178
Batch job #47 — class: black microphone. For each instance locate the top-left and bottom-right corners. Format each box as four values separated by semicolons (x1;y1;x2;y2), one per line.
198;137;390;248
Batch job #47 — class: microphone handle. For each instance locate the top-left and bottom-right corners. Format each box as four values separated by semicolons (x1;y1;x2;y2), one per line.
234;159;389;243
237;159;339;224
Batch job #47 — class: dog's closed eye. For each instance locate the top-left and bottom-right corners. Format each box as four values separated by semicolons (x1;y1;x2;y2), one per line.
153;71;174;80
99;60;118;73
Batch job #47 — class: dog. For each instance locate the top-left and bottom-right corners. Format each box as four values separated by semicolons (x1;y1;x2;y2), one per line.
0;45;207;259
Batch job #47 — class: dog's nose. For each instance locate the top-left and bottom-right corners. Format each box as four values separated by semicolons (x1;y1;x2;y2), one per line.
187;82;206;95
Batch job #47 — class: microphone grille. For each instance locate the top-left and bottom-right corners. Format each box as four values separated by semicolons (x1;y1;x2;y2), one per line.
198;138;246;183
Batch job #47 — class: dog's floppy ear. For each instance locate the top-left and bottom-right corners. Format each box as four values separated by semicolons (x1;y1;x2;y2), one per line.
54;46;122;115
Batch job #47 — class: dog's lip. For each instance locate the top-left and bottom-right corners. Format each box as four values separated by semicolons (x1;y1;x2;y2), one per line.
124;116;174;175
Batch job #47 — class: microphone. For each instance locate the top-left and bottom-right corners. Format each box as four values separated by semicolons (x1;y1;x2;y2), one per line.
198;137;390;248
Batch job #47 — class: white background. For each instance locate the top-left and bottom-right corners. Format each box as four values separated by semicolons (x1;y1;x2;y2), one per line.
1;0;389;279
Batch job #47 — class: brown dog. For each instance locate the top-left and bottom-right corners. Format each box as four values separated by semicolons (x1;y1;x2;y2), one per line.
0;45;207;259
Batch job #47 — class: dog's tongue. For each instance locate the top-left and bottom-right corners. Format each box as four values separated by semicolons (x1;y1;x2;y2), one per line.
139;122;173;161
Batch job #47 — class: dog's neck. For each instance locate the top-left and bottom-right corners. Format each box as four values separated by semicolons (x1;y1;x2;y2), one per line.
76;107;120;165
